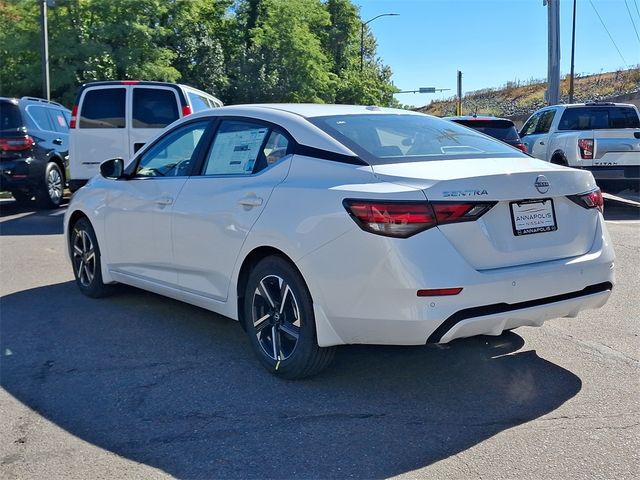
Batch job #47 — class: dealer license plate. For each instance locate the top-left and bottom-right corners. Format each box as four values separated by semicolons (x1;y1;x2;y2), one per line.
510;199;557;236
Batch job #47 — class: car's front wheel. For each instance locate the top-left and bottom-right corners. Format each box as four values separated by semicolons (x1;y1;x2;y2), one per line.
36;162;64;209
70;217;112;298
243;256;335;379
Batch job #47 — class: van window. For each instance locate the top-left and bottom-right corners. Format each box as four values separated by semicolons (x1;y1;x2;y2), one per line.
80;88;126;128
133;88;179;128
27;105;55;131
188;92;211;112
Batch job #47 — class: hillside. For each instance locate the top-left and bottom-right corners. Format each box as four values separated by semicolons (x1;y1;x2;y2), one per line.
418;67;640;119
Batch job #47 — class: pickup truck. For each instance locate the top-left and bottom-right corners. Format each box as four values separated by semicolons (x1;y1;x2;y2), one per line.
519;102;640;190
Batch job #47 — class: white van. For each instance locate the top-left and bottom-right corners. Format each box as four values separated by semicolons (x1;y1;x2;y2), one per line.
68;80;223;191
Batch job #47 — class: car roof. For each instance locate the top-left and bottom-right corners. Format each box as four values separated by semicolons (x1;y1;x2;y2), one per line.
444;115;514;123
233;103;426;119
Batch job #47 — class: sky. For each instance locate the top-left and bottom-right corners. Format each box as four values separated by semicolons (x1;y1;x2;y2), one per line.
358;0;640;107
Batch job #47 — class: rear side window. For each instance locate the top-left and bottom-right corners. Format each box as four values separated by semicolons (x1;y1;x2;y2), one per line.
80;88;126;128
132;88;179;128
454;120;520;142
0;102;23;129
558;107;640;130
26;105;54;131
48;108;69;133
203;120;270;175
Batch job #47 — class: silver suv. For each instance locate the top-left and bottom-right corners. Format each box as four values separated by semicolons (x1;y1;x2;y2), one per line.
520;102;640;190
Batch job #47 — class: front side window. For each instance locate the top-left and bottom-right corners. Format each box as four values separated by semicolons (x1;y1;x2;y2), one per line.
520;112;541;137
135;121;208;177
132;88;179;128
311;114;524;165
80;88;126;128
203;121;270;175
535;110;556;134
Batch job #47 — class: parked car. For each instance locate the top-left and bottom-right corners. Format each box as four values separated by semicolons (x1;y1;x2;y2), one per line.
445;116;528;153
0;96;70;208
520;102;640;190
64;104;615;379
68;80;223;192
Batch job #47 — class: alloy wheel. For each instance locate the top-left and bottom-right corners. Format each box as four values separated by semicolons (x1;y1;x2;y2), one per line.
47;167;63;204
72;229;96;287
251;274;301;361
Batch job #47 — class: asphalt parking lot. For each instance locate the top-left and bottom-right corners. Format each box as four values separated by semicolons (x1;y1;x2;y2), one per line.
0;197;638;480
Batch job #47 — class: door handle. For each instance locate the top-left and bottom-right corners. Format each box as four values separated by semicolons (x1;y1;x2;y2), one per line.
53;138;63;145
539;141;545;145
155;196;173;206
238;195;263;208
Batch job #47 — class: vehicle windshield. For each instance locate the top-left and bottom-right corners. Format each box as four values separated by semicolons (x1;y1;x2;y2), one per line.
309;114;525;164
0;102;23;130
452;119;520;142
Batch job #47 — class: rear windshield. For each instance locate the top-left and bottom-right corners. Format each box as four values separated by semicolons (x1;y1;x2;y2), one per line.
0;102;23;130
558;106;640;130
452;119;520;142
133;88;179;128
80;88;126;128
310;114;525;164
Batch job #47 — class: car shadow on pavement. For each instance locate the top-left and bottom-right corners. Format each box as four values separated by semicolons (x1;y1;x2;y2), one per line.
1;282;582;479
0;200;67;236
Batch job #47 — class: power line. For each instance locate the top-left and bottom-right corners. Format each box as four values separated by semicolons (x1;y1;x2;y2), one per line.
635;0;640;21
623;0;640;43
588;0;629;66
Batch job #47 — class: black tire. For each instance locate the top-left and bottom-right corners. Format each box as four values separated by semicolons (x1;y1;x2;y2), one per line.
36;162;64;209
243;256;335;379
11;191;33;203
70;217;112;298
551;153;568;166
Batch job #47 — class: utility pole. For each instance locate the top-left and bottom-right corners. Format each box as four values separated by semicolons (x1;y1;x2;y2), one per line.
456;71;462;116
40;0;50;100
544;0;560;105
568;0;577;103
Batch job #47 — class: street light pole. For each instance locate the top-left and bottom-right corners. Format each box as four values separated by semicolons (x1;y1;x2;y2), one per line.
360;13;399;72
40;0;50;100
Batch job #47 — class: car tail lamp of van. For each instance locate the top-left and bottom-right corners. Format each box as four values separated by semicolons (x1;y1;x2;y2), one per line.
343;200;496;238
578;138;594;159
568;188;604;213
70;105;78;128
182;105;193;117
0;135;35;152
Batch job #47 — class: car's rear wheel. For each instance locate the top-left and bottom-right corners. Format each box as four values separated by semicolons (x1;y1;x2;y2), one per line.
70;217;112;298
243;256;335;379
36;162;64;209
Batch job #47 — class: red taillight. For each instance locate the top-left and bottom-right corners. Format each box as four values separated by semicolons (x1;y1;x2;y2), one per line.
343;200;495;238
578;138;594;159
70;105;78;128
568;188;603;213
0;135;35;152
515;143;528;153
417;288;463;297
182;105;193;116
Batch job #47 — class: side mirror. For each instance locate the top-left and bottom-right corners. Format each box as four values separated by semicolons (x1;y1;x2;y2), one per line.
100;157;124;179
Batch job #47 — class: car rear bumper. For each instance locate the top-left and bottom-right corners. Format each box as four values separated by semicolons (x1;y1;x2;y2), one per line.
0;157;40;191
300;216;615;347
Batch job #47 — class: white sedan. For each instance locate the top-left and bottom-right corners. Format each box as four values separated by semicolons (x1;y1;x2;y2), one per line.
64;104;615;378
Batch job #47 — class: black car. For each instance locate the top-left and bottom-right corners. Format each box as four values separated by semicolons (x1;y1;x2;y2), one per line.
445;116;528;153
0;96;70;208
